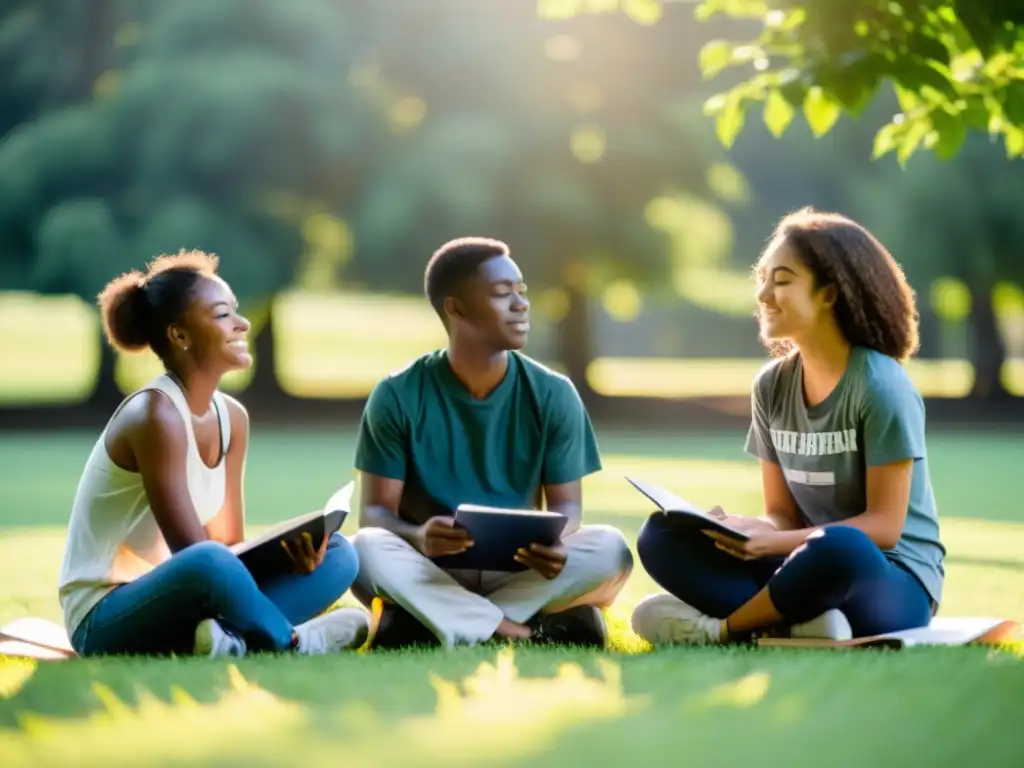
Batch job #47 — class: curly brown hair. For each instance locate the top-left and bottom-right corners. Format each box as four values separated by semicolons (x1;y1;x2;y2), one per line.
760;207;920;361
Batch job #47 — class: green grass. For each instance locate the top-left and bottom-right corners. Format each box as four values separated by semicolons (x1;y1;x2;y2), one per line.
2;426;1024;766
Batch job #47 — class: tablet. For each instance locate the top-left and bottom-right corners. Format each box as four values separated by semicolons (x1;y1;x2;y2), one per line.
431;504;569;572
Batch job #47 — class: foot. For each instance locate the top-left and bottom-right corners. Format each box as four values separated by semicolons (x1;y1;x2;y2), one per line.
631;594;724;646
294;607;370;654
194;618;247;657
366;598;439;650
789;609;853;641
531;605;608;648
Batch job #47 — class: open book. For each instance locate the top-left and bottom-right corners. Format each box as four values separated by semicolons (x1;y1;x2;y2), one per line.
757;617;1021;650
625;476;750;542
431;504;569;572
230;481;353;580
0;617;76;660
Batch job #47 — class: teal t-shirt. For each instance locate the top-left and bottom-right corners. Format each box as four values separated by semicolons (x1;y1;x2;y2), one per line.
744;346;946;604
354;349;602;524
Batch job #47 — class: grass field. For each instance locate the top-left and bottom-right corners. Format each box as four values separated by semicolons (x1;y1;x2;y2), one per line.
2;426;1024;766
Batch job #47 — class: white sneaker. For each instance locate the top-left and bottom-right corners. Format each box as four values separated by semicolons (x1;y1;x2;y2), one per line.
194;618;247;657
631;594;725;646
790;609;853;641
294;607;370;654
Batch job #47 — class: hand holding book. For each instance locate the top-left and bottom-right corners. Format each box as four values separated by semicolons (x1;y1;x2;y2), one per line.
414;516;473;558
281;531;331;573
513;542;568;579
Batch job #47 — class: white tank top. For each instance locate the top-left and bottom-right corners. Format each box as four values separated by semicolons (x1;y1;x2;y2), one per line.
58;374;232;637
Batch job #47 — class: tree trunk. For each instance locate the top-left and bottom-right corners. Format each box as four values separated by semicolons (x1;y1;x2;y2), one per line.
555;284;596;405
87;340;123;411
245;307;284;408
968;282;1010;400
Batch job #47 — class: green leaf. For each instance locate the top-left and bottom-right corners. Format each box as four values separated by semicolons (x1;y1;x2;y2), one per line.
907;32;951;66
961;96;991;130
955;0;998;57
999;84;1024;127
699;40;734;80
695;0;768;22
702;93;728;116
872;122;902;160
763;88;795;137
897;116;930;166
1005;125;1024;158
803;87;841;137
930;109;968;160
715;96;746;148
893;59;958;101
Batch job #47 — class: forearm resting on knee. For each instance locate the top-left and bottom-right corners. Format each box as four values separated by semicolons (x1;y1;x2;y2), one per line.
360;505;421;545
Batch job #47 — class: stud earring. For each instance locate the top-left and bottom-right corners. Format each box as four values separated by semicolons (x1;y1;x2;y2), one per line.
183;345;189;351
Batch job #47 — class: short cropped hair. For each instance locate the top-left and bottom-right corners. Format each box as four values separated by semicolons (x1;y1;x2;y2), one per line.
423;237;510;320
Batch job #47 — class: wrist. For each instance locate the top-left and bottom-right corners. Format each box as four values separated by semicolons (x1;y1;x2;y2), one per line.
766;529;808;556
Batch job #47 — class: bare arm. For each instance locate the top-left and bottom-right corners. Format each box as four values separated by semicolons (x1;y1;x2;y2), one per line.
124;392;209;552
760;459;912;556
542;480;583;536
358;471;421;544
759;460;803;531
204;396;250;546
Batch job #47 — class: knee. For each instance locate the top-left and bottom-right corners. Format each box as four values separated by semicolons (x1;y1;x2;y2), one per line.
170;541;243;597
797;526;879;581
569;525;634;579
351;528;406;573
320;533;360;589
802;525;876;561
636;513;674;576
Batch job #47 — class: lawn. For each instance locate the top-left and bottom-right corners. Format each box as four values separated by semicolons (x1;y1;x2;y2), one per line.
1;426;1023;767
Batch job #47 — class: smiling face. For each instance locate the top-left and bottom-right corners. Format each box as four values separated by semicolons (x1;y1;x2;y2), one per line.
755;236;835;347
168;275;252;372
447;255;530;351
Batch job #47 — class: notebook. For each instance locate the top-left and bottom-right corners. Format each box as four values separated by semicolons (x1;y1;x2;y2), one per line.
625;476;750;541
230;481;353;580
756;617;1021;649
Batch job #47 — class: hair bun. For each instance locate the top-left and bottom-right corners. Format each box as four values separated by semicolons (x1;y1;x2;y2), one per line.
97;270;153;352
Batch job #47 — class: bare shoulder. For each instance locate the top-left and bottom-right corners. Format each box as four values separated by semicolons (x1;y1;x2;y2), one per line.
104;390;187;470
114;389;186;438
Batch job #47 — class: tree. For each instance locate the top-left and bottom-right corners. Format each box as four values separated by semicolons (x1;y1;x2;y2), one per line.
350;0;731;397
693;1;1024;163
0;0;382;407
851;133;1024;399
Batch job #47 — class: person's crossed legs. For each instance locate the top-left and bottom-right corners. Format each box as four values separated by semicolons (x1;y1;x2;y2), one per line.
630;513;934;646
351;525;634;648
72;534;367;657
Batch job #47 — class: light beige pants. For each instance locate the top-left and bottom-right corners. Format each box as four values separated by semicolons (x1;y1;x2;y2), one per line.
351;525;634;647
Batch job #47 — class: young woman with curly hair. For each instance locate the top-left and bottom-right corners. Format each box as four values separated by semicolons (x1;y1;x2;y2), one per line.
59;251;368;657
631;207;946;645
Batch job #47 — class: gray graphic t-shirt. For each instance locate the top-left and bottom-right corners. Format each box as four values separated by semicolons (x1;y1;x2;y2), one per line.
744;346;945;604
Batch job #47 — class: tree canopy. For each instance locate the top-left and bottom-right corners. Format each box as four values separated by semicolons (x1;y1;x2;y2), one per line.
694;0;1024;162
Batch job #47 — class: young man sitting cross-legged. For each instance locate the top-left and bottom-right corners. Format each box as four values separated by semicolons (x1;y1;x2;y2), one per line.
350;237;633;649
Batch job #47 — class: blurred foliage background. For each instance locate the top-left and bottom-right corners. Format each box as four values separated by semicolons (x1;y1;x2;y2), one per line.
1;0;1022;424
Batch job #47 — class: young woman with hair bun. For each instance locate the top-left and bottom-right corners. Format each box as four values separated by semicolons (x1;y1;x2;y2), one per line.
59;250;368;657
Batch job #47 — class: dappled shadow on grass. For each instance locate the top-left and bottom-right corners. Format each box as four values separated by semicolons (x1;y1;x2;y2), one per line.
0;649;647;767
4;641;1024;767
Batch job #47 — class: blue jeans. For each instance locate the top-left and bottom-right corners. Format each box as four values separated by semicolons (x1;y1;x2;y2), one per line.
71;533;359;656
636;514;935;637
